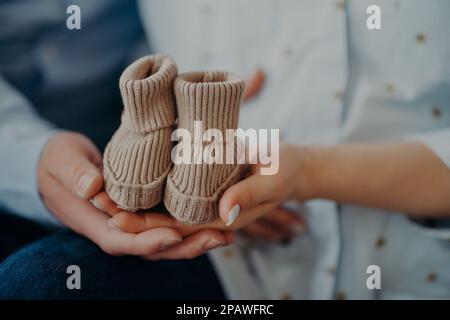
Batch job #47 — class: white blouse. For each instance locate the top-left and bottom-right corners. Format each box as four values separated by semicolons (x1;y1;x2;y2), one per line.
139;0;450;299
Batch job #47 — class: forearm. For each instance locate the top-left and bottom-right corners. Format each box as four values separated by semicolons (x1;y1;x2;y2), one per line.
298;141;450;217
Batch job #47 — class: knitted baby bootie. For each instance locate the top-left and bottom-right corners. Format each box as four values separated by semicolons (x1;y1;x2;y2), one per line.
103;54;177;211
164;71;246;224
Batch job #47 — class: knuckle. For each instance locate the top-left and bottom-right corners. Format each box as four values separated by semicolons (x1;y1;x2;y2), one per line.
244;188;256;208
184;251;198;260
99;242;120;256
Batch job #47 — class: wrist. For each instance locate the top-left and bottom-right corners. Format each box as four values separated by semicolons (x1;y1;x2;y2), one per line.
292;144;332;201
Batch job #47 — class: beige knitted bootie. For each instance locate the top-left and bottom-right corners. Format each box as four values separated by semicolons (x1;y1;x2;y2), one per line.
103;54;177;211
164;71;246;224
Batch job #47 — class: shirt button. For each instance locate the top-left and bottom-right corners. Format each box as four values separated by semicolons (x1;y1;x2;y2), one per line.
327;265;337;275
375;236;386;249
431;105;442;119
336;0;346;10
385;83;396;94
335;291;347;300
280;292;292;300
222;248;235;259
416;33;426;44
426;271;438;283
333;90;344;101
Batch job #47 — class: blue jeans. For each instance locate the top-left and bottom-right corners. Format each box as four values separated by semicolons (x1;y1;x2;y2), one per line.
0;214;225;299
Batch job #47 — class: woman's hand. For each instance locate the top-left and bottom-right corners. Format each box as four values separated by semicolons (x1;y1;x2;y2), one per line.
95;144;308;242
218;144;311;227
38;132;233;260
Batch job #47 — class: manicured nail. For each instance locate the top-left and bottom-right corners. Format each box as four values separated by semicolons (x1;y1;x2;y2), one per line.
76;171;97;198
107;218;115;228
160;238;182;250
290;223;306;234
90;198;102;211
204;239;225;251
226;204;240;226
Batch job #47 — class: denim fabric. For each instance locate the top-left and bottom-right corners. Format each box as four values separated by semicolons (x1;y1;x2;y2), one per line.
0;217;225;299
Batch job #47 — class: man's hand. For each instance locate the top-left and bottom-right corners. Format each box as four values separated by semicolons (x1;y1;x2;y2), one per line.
37;132;233;260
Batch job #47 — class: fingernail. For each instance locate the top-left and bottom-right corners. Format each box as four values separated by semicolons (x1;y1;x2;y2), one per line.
76;171;97;198
160;237;182;250
226;204;240;226
290;223;306;234
204;239;225;251
90;198;102;211
107;218;115;228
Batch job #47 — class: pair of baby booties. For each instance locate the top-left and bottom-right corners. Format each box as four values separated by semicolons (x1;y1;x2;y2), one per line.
103;54;245;225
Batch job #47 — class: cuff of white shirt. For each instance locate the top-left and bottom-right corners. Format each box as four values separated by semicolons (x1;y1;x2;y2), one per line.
409;128;450;169
1;129;63;227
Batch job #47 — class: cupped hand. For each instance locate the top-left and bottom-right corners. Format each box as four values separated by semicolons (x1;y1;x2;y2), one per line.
38;131;233;260
94;144;308;243
93;70;306;244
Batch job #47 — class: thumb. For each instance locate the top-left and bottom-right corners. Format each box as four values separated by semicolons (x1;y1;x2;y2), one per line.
243;69;265;102
45;133;103;199
219;174;272;225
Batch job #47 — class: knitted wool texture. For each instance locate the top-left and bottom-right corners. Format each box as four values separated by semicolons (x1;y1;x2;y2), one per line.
103;54;177;211
164;71;245;224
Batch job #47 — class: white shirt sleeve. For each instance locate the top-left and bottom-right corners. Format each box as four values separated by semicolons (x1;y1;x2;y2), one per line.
0;75;61;226
411;128;450;169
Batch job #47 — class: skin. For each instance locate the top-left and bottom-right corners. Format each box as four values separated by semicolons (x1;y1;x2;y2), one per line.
93;69;307;244
40;67;450;259
37;69;298;261
99;141;450;241
37;132;235;260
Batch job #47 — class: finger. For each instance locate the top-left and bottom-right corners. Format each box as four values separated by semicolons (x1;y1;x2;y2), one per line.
108;211;178;233
263;207;306;235
240;221;284;242
108;211;214;238
44;133;103;199
224;231;236;245
91;192;121;216
41;172;182;256
145;229;228;260
243;69;265;102
219;174;275;225
224;201;278;231
105;227;183;256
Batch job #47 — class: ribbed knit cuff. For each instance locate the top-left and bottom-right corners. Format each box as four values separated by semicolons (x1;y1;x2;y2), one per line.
120;54;177;133
104;54;177;211
165;71;245;224
165;164;244;224
174;71;245;134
